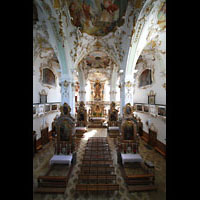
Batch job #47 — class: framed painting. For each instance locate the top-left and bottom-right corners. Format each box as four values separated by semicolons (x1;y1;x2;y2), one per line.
144;105;149;113
51;104;58;111
42;68;56;86
148;95;155;105
136;104;143;112
158;106;166;116
45;104;50;113
139;69;152;88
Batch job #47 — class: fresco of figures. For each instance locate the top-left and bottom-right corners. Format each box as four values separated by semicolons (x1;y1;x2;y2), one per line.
67;0;128;36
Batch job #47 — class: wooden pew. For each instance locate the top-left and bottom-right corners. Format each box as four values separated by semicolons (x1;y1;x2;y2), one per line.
82;160;113;165
126;174;154;179
81;166;115;174
35;187;66;194
128;185;157;192
78;174;116;180
76;184;119;191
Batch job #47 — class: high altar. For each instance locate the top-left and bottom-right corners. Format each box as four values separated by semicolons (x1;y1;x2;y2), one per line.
89;80;106;118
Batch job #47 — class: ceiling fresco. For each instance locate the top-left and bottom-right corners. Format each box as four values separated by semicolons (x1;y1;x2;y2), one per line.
83;51;112;68
67;0;128;36
157;1;166;30
78;50;114;82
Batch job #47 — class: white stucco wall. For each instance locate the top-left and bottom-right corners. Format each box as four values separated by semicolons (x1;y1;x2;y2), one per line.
33;111;61;140
133;58;166;105
33;51;61;139
33;54;61;103
133;56;166;144
134;112;166;144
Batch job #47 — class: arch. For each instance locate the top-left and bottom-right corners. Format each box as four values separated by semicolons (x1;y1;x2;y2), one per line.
124;0;163;81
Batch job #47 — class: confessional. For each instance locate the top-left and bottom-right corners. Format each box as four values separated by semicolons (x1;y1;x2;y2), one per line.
107;102;120;138
117;103;157;192
35;103;76;194
75;101;87;139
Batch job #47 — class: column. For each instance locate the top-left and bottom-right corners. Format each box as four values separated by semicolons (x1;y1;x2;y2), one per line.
124;80;134;105
59;79;74;114
119;82;125;118
71;82;76;117
110;90;117;102
79;90;86;103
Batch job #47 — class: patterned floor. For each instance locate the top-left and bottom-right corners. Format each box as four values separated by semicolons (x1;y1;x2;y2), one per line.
33;128;166;200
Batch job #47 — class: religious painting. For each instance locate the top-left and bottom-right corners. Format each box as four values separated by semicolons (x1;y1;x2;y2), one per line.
158;106;166;117
67;0;128;36
52;104;57;111
144;105;149;113
94;80;102;100
148;95;155;105
45;104;50;112
136;104;143;112
42;68;56;86
139;69;152;88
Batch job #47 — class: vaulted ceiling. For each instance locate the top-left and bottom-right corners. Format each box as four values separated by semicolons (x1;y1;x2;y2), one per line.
33;0;166;86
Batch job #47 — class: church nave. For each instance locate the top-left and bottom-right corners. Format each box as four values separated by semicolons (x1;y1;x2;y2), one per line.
33;128;165;200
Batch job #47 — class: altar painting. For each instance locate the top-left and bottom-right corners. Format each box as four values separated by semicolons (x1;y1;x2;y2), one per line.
67;0;128;36
42;68;56;86
139;69;152;88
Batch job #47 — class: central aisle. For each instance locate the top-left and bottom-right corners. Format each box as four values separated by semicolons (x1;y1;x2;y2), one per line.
64;128;131;200
83;128;108;138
